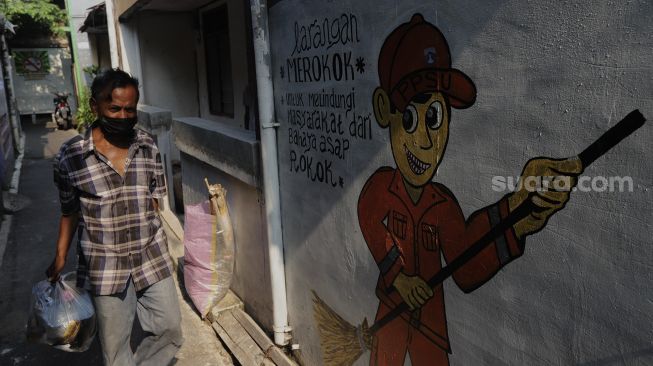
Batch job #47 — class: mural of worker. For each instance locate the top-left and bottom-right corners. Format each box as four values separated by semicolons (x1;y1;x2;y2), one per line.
358;13;583;365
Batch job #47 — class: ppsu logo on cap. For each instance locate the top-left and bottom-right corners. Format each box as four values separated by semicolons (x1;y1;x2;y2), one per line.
377;13;477;111
424;47;437;65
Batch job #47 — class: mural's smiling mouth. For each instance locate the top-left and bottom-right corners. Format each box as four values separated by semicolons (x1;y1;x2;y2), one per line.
404;144;431;175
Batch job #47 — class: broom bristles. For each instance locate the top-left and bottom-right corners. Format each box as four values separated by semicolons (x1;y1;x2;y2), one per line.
312;290;367;366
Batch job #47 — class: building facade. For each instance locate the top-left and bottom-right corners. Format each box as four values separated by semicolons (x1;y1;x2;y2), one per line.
107;1;652;365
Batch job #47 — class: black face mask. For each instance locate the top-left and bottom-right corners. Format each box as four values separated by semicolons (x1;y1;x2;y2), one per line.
97;115;137;137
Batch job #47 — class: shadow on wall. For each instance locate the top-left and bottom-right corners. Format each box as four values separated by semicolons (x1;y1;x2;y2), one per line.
269;1;652;366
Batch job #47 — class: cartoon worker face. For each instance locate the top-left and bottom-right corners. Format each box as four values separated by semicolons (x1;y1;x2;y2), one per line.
373;14;477;188
374;90;450;187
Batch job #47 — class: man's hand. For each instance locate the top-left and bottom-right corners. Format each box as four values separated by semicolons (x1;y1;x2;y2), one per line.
47;213;78;282
46;256;66;283
509;157;583;239
393;272;434;310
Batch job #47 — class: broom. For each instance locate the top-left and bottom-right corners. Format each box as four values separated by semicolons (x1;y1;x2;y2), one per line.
313;110;646;366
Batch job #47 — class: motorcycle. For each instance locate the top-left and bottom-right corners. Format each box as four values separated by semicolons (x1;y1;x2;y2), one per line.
52;92;73;130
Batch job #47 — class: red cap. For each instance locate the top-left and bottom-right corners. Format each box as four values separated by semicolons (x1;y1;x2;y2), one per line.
378;14;476;111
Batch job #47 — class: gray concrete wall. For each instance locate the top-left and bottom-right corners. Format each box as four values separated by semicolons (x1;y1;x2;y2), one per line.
268;1;653;365
137;104;176;211
131;4;273;329
173;118;272;330
91;34;112;71
137;12;200;117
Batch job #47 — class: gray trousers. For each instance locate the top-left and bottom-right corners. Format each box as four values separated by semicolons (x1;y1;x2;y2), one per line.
93;276;184;366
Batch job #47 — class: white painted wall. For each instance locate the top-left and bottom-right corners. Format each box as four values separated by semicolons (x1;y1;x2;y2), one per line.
268;1;653;365
68;0;99;16
12;48;75;115
69;15;92;85
67;0;100;85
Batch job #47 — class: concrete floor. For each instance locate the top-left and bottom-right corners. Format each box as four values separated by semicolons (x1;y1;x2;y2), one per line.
0;118;234;365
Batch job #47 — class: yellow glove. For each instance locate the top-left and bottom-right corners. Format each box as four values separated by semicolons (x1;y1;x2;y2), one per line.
392;272;434;310
509;157;583;239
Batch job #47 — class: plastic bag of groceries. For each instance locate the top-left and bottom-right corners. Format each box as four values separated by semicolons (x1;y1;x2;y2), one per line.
26;272;97;352
183;182;235;318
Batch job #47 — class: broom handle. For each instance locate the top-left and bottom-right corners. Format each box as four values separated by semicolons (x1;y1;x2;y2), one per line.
369;109;646;335
368;198;534;334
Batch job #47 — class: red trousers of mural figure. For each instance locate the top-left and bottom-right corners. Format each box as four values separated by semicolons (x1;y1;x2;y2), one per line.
370;303;449;366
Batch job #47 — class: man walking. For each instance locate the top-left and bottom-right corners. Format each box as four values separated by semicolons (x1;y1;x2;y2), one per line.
46;68;183;365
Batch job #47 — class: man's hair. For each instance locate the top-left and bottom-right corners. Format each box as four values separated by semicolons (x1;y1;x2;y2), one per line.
91;68;140;103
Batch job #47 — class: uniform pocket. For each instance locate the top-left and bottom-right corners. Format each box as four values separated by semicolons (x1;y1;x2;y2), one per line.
392;211;407;239
421;223;439;251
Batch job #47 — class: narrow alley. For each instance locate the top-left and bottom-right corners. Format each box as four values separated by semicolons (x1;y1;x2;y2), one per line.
0;118;234;366
0;1;650;365
0;117;101;365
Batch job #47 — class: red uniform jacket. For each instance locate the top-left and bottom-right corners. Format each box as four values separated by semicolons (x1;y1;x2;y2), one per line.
358;167;525;352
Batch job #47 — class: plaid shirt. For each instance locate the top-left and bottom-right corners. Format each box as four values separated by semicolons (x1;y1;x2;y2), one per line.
54;127;173;296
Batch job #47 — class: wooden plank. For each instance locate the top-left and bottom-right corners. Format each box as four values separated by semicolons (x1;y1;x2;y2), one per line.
232;309;297;366
216;310;267;365
265;344;294;366
218;311;260;356
231;308;274;349
211;319;258;366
